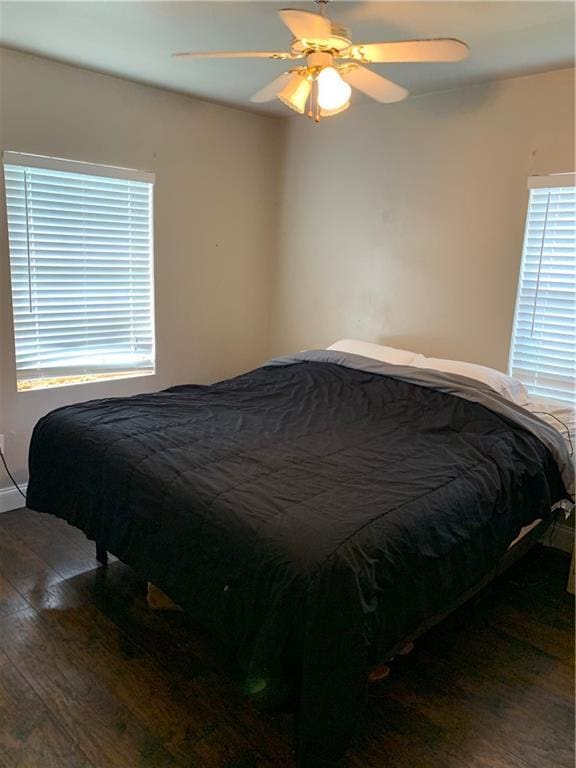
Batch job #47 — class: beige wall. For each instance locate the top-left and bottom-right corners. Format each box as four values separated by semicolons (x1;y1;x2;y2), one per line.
0;48;283;484
1;53;574;491
271;68;575;369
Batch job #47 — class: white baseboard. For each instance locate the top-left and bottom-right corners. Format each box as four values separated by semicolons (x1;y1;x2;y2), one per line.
541;521;574;553
0;483;28;513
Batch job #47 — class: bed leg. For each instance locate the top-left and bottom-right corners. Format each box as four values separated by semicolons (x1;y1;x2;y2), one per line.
96;543;108;566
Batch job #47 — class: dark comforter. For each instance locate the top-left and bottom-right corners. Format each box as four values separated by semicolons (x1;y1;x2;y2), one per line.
27;351;571;767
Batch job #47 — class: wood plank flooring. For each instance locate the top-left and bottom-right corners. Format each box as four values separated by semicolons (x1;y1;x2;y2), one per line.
0;508;573;768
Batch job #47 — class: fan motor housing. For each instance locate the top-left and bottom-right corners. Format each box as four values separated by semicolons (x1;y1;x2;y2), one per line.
307;50;333;69
290;23;351;56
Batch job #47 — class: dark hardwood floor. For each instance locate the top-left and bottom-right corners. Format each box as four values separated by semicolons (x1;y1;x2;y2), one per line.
0;508;573;768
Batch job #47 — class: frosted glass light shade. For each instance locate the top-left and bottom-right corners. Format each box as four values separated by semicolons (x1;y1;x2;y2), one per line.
320;100;351;118
278;73;312;114
317;67;352;111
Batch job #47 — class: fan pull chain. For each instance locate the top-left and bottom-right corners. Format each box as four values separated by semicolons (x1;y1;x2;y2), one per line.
307;79;315;120
307;79;322;123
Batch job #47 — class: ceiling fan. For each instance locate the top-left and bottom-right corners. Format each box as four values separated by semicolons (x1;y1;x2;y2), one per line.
174;0;469;122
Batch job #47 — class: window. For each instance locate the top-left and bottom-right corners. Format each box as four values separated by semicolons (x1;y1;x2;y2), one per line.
509;173;575;403
3;152;155;391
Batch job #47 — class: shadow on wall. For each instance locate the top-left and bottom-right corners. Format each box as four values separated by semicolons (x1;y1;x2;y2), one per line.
410;80;498;116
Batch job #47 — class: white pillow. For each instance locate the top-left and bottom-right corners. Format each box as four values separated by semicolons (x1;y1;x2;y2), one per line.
412;354;530;406
327;339;418;366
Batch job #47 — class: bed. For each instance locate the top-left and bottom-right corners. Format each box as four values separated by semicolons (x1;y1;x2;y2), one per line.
26;343;573;767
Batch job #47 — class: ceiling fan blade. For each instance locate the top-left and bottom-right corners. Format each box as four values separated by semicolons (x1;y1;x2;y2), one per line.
250;72;294;103
342;66;408;103
173;51;293;60
350;38;469;63
279;9;331;40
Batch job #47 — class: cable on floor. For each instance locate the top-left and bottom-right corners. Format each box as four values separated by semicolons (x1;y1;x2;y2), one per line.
0;448;26;499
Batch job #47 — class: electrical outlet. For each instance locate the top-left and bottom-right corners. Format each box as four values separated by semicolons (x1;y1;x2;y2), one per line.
0;434;4;455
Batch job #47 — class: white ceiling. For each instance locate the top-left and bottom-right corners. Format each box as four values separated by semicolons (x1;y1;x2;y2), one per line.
0;1;574;116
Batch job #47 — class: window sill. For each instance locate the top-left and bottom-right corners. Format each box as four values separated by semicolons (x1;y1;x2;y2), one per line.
17;369;155;392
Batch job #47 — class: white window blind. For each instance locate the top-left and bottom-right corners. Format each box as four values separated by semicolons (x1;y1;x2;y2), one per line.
509;173;576;404
3;152;155;391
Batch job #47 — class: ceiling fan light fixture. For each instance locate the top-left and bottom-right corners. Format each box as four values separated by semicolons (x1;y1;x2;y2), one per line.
278;71;313;114
175;1;469;121
316;66;352;111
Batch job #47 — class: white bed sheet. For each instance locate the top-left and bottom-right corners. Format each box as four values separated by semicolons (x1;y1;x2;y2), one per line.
523;396;575;458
